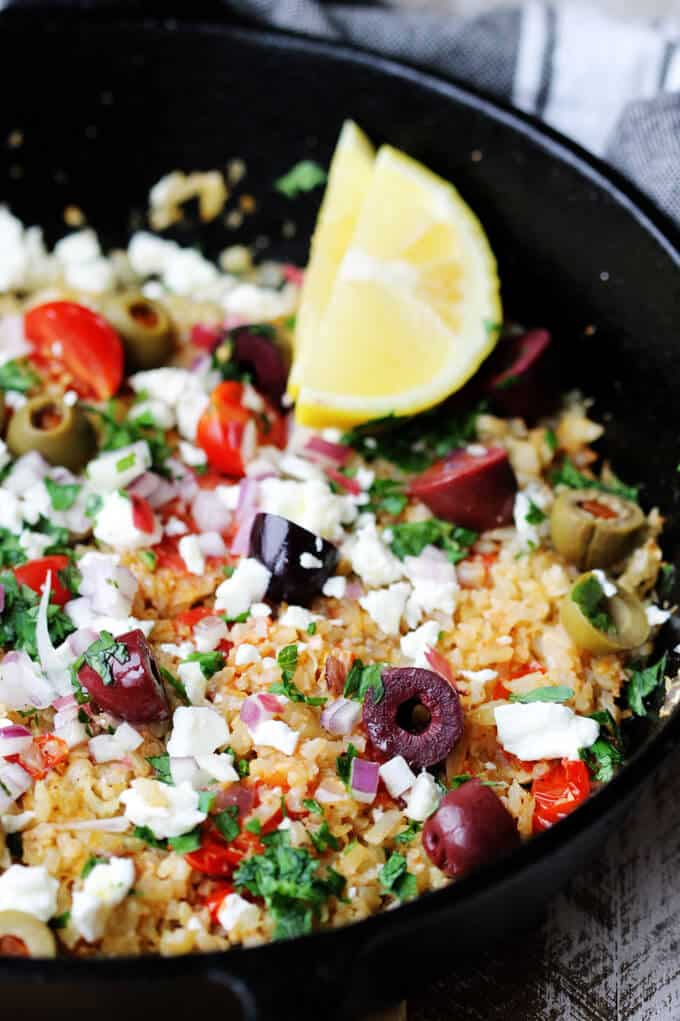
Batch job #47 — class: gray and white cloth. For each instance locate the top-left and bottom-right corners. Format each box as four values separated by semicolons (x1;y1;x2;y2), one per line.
225;0;680;223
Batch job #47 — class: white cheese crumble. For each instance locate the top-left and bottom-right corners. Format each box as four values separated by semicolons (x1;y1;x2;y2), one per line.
404;771;441;822
217;892;259;936
120;779;207;839
359;582;411;636
379;756;416;798
177;661;207;705
166;706;229;759
344;519;404;588
89;722;144;763
93;491;162;550
300;552;323;569
178;440;208;467
165;516;189;537
178;534;206;576
279;605;317;631
494;703;599;761
71;857;135;943
249;719;299;756
258;477;356;543
0;865;58;921
400;620;441;667
234;643;262;666
214;557;271;619
322;576;347;599
646;605;672;627
86;441;152;490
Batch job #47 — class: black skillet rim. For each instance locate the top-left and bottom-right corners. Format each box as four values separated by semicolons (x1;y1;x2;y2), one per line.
0;15;679;982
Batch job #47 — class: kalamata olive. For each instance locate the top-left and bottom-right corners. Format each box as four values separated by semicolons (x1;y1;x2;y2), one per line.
232;327;288;406
422;779;520;878
7;395;96;472
77;629;169;723
249;512;339;606
550;489;645;569
409;446;516;532
483;328;553;420
213;783;254;818
363;667;463;769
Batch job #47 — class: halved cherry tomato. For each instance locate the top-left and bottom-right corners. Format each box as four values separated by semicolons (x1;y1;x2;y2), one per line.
176;607;215;630
130;494;156;534
13;555;73;606
532;759;591;833
34;734;69;771
196;381;285;478
203;883;235;925
25;301;123;400
185;825;247;876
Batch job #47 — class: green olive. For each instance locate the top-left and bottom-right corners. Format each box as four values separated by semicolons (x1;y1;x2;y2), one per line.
0;910;56;957
7;395;97;472
561;571;650;654
103;293;174;371
551;489;645;570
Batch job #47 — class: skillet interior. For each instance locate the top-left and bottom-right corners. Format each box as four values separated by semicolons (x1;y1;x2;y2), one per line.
0;12;679;1019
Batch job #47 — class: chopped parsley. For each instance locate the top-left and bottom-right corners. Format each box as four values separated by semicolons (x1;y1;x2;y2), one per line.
275;160;327;198
303;798;323;816
132;825;166;849
0;570;74;660
160;666;188;704
336;743;359;788
343;660;385;704
226;746;250;778
658;563;676;601
393;821;422;845
75;631;130;686
115;452;136;473
198;791;216;813
306;621;317;636
214;805;240;843
0;359;39;393
81;855;108;879
139;550;157;572
183;650;225;679
270;644;326;706
234;830;345;940
0;529;29;568
147;754;173;785
245;817;262;835
50;911;71;930
379;852;417;902
545;428;558;453
626;654;667;718
509;685;574;704
571;573;615;634
494;373;521;391
552;457;639;503
525;500;547;525
309;819;341;854
85;400;171;475
389;518;477;565
367;478;408;517
342;403;482;473
44;478;81;511
580;710;624;782
223;610;250;624
168;829;202;854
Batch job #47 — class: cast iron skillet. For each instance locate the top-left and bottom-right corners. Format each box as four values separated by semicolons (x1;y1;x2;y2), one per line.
1;6;679;1018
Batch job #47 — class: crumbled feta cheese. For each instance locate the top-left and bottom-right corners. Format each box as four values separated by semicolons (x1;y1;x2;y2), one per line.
404;771;441;822
344;519;404;588
592;569;617;598
217;892;259;936
400;620;441;666
360;582;411;636
216;484;240;511
300;552;323;570
160;641;195;659
259;477;357;542
459;668;498;683
177;660;207;705
193;616;228;653
494;703;599;761
250;719;299;755
355;467;375;491
647;605;672;627
71;857;135;943
166;706;229;759
513;482;552;551
195;752;239;783
214;557;271;619
0;489;23;534
78;552;138;618
279;605;317;631
120;779;207;839
94;490;162;550
18;529;51;560
178;440;208;467
178;534;206;576
276;452;324;483
322;576;347;599
54;228;100;265
65;257;115;292
129;398;175;430
379;756;416;798
165;516;189;537
241;383;265;413
403;548;459;628
89;722;144;763
0;865;58;921
128;366;211;442
250;602;272;618
87;441;152;490
235;643;262;666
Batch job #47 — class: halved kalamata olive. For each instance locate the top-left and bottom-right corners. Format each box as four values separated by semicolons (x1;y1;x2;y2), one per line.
77;629;169;723
409;446;516;532
232;328;288;406
249;512;339;606
363;667;463;770
483;328;553;420
422;779;520;878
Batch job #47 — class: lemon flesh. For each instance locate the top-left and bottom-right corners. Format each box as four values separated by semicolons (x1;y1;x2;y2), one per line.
290;137;502;429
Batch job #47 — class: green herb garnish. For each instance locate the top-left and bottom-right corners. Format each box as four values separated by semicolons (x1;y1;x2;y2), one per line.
379;852;417;902
44;478;81;511
571;574;616;634
183;650;225;679
81;855;108;879
389;518;477;565
509;685;574;704
343;660;385;704
0;569;74;660
552;457;638;502
270;644;326;706
336;743;359;788
525;500;547;525
626;654;667;717
0;359;39;393
309;819;341;854
160;666;188;704
214;805;240;843
275;160;327;198
367;478;408;517
75;631;131;686
147;754;173;785
393;821;422;845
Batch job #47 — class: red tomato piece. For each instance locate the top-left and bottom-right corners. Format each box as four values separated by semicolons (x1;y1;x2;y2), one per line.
34;734;69;771
203;883;235;925
532;759;591;833
25;301;123;400
176;607;215;630
130;494;156;534
13;555;73;606
185;826;247;877
196;381;285;478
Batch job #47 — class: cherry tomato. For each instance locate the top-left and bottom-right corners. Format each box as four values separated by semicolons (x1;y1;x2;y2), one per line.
532;759;591;833
13;555;73;606
185;825;247;876
203;883;235;925
130;494;156;534
175;607;215;630
196;381;285;478
25;301;124;400
34;734;69;771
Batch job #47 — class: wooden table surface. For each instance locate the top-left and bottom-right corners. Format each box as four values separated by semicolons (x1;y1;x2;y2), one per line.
400;747;680;1021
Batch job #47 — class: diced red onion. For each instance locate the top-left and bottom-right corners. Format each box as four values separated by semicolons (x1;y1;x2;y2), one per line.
67;627;100;659
0;725;33;757
325;466;362;495
193;615;228;652
192;490;232;534
0;650;54;710
52;693;77;711
190;353;212;373
425;646;454;685
320;698;362;736
282;264;304;286
235;475;258;519
350;758;380;804
0;760;32;800
240;692;283;729
127;471;158;500
230;510;257;555
345;580;363;600
304;435;352;466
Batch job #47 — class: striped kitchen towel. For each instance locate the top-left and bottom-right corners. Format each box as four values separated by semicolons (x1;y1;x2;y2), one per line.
226;0;680;223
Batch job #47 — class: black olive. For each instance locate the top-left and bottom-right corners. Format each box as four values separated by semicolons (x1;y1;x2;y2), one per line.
422;779;520;878
232;328;288;406
249;512;339;606
363;667;463;769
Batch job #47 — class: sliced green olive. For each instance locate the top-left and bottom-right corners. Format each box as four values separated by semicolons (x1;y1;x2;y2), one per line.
0;910;56;957
551;488;645;570
561;571;650;654
7;395;96;472
103;293;174;371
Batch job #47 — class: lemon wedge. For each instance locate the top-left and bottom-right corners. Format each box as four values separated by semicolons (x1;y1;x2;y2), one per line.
291;139;502;428
288;120;375;397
